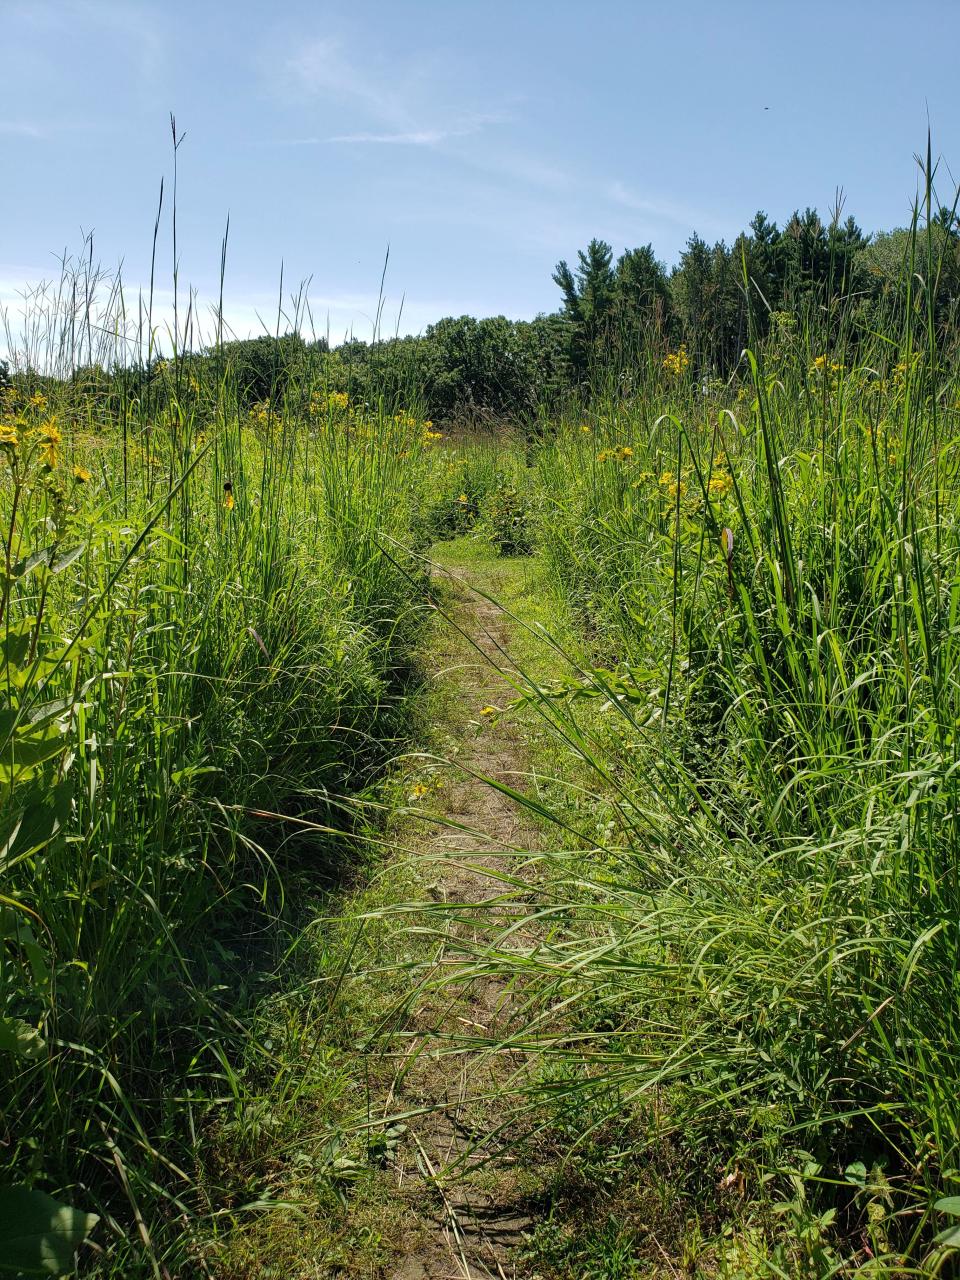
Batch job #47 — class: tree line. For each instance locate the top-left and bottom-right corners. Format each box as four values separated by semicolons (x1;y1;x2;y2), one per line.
316;205;960;420
10;205;960;424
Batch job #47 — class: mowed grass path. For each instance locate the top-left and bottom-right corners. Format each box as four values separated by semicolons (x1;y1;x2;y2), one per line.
218;539;576;1279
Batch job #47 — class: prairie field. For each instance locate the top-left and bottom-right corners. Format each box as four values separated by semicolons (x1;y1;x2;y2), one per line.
3;163;960;1280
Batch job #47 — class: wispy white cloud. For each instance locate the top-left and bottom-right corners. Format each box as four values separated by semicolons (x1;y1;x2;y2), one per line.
0;121;44;138
607;180;721;234
278;114;503;148
331;129;450;145
273;35;508;153
283;36;407;125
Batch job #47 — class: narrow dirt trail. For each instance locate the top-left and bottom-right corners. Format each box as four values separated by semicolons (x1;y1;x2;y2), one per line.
385;556;544;1280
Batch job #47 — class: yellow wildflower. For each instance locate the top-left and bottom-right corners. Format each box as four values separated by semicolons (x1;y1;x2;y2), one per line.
409;782;429;800
72;465;91;483
708;471;733;500
29;391;48;411
479;705;497;717
39;421;62;468
811;354;842;378
659;469;687;499
0;424;18;450
662;344;689;377
458;493;468;503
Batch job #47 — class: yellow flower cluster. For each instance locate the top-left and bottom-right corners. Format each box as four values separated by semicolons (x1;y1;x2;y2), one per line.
811;354;842;377
658;469;688;500
250;400;273;427
306;390;350;419
662;344;689;377
892;357;921;388
408;775;443;802
39;421;62;469
707;470;733;500
597;445;634;463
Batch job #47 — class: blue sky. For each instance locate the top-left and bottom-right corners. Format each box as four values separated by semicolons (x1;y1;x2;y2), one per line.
2;0;959;347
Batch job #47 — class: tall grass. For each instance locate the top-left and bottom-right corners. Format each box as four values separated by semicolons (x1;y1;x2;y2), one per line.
0;251;436;1274
397;182;960;1270
5;151;960;1277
